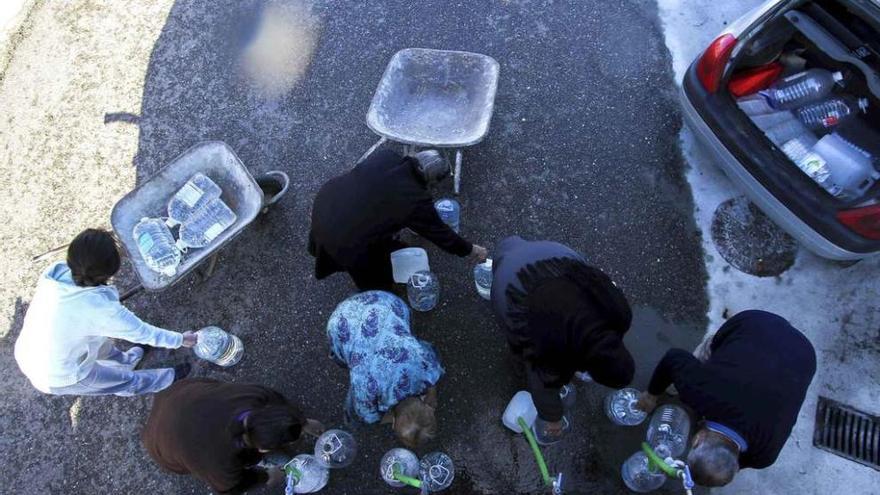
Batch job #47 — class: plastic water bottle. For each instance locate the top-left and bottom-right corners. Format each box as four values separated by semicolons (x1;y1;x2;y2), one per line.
284;454;329;494
604;388;647;426
166;173;222;227
621;451;667;493
434;198;461;233
473;259;492;300
407;270;439;312
646;404;691;458
133;217;181;277
177;198;237;250
419;452;455;492
193;326;244;367
760;69;843;110
380;448;420;488
796;96;869;131
314;429;357;469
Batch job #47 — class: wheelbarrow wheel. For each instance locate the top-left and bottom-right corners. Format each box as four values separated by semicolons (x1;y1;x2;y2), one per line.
256;171;290;214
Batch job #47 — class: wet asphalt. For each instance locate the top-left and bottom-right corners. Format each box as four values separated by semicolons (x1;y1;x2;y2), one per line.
1;1;708;494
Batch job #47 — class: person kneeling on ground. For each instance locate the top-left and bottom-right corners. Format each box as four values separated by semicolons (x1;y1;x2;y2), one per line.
142;378;324;495
308;148;487;291
637;310;816;487
14;229;196;396
327;291;443;448
492;236;636;444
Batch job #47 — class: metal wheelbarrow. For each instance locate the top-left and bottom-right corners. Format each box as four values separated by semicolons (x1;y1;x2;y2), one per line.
361;48;500;194
110;141;289;297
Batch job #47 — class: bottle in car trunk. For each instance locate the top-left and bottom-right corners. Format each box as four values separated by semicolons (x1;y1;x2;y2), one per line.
796;96;869;131
760;69;844;110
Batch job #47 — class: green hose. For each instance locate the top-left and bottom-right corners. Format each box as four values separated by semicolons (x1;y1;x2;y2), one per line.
392;465;423;488
517;417;552;486
641;442;679;478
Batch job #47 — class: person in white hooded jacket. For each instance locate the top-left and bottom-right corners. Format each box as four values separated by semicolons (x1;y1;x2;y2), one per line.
14;229;197;396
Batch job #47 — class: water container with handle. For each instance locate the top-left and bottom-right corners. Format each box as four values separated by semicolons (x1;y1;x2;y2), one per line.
812;133;879;199
314;429;357;469
434;198;461;233
177;198;237;250
193;326;244;367
407;270;439;312
620;451;667;493
604;388;648;426
473;259;493;300
646;404;691;458
390;247;430;284
166;173;222;227
284;454;329;494
380;448;421;488
133;217;182;277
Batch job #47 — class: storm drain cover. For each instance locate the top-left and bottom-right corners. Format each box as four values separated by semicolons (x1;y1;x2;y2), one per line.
711;196;798;277
814;396;880;471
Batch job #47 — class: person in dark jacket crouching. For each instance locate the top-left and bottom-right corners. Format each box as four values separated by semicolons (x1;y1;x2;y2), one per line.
142;378;324;495
308;149;487;291
637;310;816;487
492;236;636;444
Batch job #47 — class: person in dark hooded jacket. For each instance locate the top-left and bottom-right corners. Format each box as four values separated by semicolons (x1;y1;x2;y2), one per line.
491;236;635;443
308;149;487;290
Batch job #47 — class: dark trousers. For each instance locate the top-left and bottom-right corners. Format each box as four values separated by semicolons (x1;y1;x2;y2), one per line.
346;239;407;291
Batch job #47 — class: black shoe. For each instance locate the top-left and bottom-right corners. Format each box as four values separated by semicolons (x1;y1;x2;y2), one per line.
173;363;192;382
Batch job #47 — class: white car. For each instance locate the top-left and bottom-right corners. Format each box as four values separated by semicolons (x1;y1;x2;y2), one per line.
681;0;880;260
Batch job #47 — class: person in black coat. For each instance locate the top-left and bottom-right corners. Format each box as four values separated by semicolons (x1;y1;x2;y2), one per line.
492;236;636;444
308;149;487;290
637;310;817;487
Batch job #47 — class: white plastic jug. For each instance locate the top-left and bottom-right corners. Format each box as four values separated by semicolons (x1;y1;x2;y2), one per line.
502;391;538;433
390;247;430;284
812;133;879;199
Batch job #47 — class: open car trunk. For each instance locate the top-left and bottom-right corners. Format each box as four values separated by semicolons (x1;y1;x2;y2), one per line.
728;0;880;209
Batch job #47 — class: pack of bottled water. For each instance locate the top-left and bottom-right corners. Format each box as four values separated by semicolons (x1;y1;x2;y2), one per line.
132;173;236;276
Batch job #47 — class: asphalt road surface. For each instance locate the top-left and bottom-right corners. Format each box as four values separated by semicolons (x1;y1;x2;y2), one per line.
0;1;707;493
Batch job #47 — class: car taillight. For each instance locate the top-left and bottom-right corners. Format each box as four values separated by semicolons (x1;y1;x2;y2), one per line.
837;204;880;240
696;34;738;93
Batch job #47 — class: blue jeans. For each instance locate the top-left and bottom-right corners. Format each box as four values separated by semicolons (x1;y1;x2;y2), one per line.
48;345;174;397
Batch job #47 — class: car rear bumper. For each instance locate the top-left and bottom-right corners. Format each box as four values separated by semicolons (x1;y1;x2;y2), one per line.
680;82;868;261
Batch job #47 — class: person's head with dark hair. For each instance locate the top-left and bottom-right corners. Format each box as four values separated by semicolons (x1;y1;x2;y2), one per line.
244;404;304;452
67;229;121;287
687;428;740;487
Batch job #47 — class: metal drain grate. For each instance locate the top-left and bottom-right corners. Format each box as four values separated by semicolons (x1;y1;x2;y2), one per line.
814;396;880;471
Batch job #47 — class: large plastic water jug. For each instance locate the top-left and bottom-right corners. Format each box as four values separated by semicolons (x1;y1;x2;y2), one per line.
380;448;420;488
604;388;647;426
391;247;430;284
473;259;493;300
501;391;538;433
314;429;357;469
407;270;439;312
284;454;329;494
177;198;237;250
646;404;691;458
621;451;666;493
133;218;181;277
419;452;455;492
434;198;461;233
166;173;222;227
812;133;879;199
193;326;244;367
533;415;571;446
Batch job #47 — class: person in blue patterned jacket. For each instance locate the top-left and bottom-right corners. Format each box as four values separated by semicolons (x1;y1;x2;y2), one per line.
326;291;444;448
